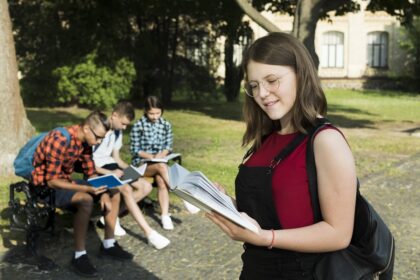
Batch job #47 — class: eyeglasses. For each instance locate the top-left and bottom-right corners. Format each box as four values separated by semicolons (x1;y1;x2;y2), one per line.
243;72;292;98
89;126;105;141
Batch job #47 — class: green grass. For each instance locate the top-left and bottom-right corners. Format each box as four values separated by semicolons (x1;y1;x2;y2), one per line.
1;89;420;239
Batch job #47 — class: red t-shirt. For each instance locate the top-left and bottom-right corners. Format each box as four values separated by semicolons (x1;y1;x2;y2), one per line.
245;127;334;229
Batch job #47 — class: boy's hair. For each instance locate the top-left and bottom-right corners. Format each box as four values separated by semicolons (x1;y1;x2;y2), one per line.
144;95;164;113
241;32;327;149
113;101;135;121
82;111;110;131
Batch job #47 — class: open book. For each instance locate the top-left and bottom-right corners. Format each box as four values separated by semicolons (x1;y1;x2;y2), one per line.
168;163;258;233
88;164;147;188
141;153;181;163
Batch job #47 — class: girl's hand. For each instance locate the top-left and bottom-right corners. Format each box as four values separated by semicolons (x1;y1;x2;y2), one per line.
154;152;165;159
213;182;226;194
206;211;271;247
113;169;124;178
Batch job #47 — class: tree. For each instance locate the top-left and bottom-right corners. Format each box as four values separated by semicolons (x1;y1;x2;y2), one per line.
400;16;420;86
235;0;420;69
0;0;34;175
234;0;358;68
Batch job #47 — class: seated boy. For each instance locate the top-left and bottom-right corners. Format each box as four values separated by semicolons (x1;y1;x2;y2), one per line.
93;101;170;249
30;111;133;278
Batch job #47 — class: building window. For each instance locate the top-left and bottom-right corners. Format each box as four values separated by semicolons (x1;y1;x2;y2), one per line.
367;32;388;68
321;31;344;68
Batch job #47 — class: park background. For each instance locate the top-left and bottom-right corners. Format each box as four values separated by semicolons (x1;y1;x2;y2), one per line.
1;0;419;279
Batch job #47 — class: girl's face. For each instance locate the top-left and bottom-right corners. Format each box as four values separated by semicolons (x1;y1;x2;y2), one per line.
246;60;297;124
146;107;162;123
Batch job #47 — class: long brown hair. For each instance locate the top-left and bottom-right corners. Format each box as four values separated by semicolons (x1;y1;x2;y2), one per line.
242;32;327;149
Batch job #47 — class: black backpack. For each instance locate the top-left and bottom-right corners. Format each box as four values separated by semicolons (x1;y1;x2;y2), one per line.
306;119;395;280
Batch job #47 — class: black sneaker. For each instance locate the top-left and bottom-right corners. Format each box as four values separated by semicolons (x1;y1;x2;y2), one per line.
70;254;98;278
99;242;133;261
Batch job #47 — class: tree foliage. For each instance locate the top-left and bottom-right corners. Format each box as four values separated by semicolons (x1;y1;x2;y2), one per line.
9;0;227;105
53;52;136;109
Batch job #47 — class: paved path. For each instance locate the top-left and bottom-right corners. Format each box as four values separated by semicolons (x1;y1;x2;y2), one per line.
1;153;419;279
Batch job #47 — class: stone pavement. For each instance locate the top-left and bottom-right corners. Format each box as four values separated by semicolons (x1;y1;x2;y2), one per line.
1;152;419;279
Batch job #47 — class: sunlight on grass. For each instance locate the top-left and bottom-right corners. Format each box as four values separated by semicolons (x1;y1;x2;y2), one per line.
1;89;420;227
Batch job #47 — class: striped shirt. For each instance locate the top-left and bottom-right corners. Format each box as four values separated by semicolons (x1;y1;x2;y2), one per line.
31;125;96;186
130;116;173;165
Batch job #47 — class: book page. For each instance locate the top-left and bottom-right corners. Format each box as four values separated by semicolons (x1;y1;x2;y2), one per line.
168;163;190;190
141;153;181;163
121;163;147;182
168;163;258;233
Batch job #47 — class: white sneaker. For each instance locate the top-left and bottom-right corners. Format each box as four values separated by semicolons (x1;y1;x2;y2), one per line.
161;215;174;230
183;200;200;214
147;230;170;250
99;216;127;237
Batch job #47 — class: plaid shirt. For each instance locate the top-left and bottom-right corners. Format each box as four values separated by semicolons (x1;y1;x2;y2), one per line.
130;115;173;165
31;125;96;186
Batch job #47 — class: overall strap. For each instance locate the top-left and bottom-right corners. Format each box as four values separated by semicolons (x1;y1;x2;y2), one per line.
241;131;308;173
267;132;306;174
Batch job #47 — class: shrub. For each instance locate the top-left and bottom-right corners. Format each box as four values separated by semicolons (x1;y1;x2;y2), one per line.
53;52;136;109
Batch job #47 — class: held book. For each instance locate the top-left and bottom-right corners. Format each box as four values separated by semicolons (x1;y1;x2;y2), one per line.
141;153;181;163
88;174;130;189
120;163;147;182
88;164;147;188
168;163;258;233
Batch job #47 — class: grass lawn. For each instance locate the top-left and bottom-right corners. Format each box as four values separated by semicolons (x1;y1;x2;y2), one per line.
1;89;419;249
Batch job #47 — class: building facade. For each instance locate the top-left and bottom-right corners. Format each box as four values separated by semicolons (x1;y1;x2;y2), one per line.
247;2;410;86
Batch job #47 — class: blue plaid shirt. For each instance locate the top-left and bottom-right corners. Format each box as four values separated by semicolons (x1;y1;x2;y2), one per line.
130;115;173;165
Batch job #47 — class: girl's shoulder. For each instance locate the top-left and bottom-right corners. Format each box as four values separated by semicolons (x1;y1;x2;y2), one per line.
313;124;346;143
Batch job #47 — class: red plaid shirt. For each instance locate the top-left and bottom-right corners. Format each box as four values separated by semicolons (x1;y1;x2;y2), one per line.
31;125;96;186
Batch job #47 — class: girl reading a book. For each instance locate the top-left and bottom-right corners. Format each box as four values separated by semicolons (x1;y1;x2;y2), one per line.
206;32;357;279
130;96;199;231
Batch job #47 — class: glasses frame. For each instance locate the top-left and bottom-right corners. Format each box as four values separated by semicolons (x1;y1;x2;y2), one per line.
243;78;281;98
243;72;293;98
89;126;105;141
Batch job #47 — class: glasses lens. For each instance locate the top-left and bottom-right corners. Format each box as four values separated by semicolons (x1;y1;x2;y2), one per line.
265;79;279;92
244;83;256;97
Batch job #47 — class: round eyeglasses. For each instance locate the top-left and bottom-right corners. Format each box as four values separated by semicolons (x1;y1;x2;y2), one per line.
243;72;293;98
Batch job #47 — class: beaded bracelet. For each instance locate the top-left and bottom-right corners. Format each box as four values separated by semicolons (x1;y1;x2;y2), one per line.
267;229;275;250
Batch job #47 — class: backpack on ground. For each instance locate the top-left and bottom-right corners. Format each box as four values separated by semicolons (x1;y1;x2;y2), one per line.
13;127;71;180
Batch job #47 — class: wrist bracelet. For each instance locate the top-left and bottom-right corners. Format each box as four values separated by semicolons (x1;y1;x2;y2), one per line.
267;229;275;250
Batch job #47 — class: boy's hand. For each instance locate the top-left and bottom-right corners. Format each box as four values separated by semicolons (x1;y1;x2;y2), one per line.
87;185;107;195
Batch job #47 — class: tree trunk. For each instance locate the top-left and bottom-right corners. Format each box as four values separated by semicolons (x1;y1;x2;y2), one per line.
293;0;325;68
224;36;243;102
0;0;34;176
234;0;281;32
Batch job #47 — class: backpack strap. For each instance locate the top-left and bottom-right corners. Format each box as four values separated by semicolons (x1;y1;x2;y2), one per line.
55;127;71;147
306;118;331;223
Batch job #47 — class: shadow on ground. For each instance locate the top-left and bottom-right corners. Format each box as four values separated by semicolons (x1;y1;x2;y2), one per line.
0;204;160;280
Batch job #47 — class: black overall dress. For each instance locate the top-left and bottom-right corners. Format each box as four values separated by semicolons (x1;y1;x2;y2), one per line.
235;134;322;280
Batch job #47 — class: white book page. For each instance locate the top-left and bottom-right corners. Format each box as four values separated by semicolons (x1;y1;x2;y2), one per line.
174;186;258;233
168;163;258;233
